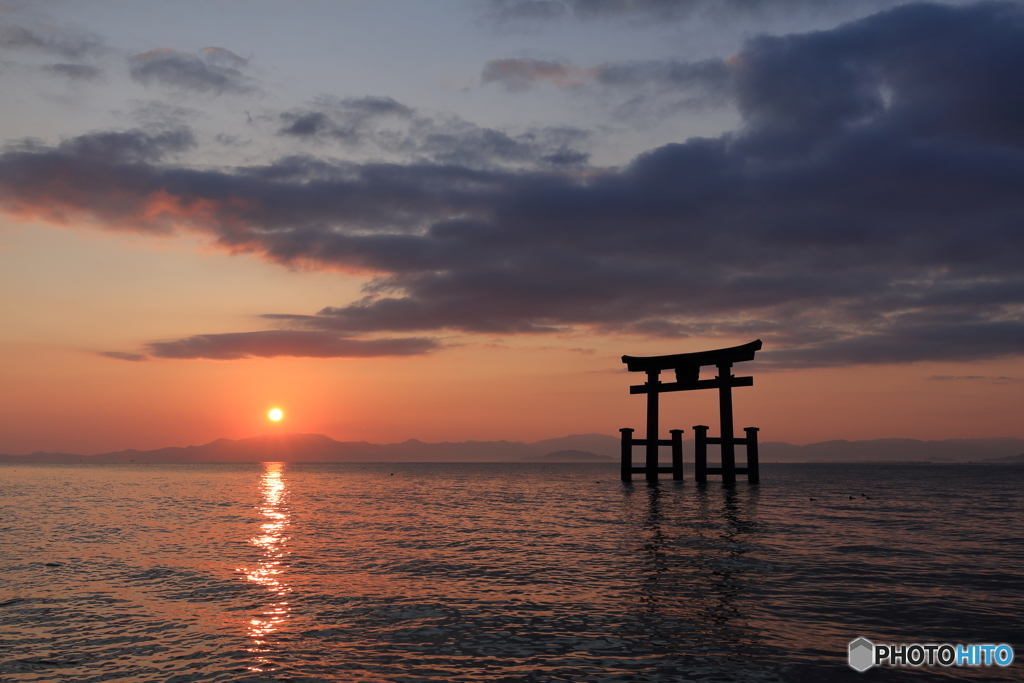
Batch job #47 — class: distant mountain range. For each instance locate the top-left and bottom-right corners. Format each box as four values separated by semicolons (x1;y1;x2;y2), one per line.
0;433;619;464
521;449;615;462
1;433;1022;464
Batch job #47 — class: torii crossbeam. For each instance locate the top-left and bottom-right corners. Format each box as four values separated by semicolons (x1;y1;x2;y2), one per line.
619;339;762;484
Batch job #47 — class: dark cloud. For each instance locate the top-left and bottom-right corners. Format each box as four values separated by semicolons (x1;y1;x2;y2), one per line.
481;56;731;93
42;63;103;81
46;128;195;162
98;351;147;362
409;118;590;167
278;96;590;168
278;96;414;141
0;22;106;59
3;2;1024;367
758;319;1024;368
485;0;906;24
104;331;439;361
595;58;735;114
127;47;256;95
481;55;735;118
278;111;336;138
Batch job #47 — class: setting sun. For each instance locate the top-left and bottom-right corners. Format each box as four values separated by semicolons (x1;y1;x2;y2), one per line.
268;408;283;422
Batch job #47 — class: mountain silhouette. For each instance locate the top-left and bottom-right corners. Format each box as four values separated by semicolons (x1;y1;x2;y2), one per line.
2;434;1023;464
0;433;620;463
521;450;615;462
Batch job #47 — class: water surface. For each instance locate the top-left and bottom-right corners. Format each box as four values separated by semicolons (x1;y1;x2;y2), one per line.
1;462;1021;681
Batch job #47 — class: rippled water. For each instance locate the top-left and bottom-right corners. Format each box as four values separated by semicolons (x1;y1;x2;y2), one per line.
1;462;1021;682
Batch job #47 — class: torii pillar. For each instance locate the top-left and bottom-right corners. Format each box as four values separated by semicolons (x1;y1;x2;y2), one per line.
619;339;762;484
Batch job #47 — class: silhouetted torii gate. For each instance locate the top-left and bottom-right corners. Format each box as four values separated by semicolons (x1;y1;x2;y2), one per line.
619;339;762;484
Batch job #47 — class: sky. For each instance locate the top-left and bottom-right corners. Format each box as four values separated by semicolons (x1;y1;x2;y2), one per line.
1;0;1022;454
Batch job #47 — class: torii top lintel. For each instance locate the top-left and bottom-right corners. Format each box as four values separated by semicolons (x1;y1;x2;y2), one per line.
621;339;762;374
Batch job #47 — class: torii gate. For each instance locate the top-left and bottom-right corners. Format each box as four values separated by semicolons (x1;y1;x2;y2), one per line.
619;339;762;484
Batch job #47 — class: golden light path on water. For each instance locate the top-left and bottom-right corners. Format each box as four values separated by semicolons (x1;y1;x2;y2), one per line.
240;462;291;673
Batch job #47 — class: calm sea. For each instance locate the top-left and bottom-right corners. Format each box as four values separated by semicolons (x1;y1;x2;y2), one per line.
1;462;1021;682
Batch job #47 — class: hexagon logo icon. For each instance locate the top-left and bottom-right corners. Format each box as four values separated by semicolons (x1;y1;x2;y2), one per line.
849;637;875;672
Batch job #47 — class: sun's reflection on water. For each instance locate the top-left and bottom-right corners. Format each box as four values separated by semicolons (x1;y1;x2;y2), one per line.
239;462;292;672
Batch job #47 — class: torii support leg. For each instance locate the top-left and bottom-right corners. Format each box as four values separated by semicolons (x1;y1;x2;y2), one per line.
745;427;760;484
694;425;708;483
670;429;683;481
717;362;736;485
645;370;660;483
620;428;634;482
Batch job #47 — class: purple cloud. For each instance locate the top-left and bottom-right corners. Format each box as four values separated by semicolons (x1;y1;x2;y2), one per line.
104;331;439;361
128;47;256;95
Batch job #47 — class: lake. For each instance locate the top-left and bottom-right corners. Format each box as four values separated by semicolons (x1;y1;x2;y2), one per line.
1;462;1021;682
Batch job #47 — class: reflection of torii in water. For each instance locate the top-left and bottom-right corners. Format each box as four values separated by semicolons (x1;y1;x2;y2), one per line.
619;340;762;484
